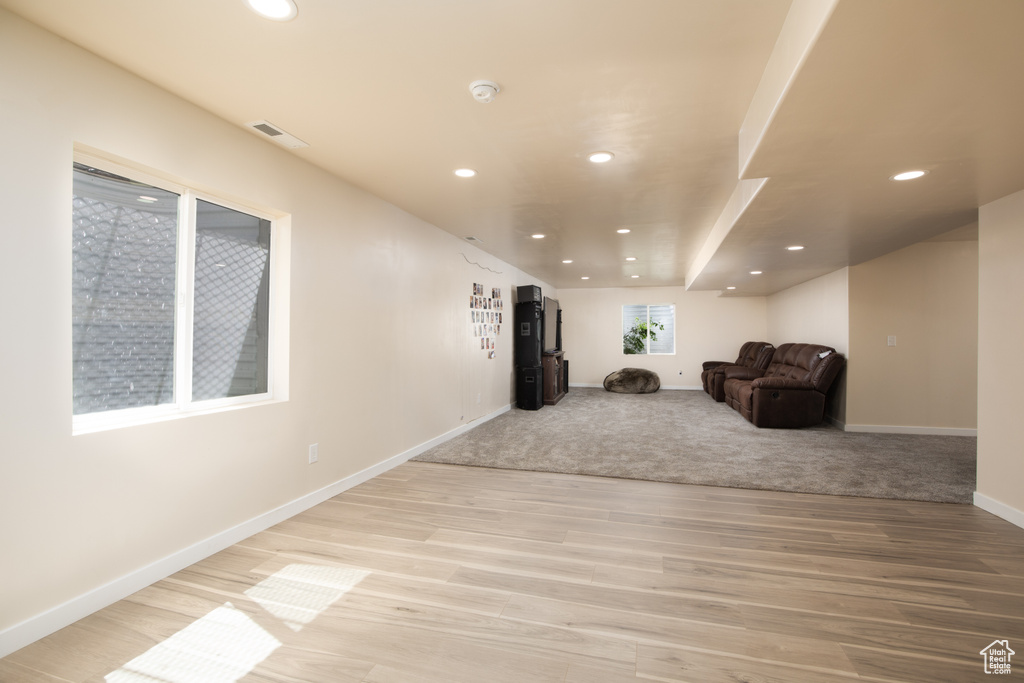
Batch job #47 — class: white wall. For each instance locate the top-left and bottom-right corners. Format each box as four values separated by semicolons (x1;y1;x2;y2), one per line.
766;267;850;354
557;286;768;388
766;268;849;423
0;10;551;645
977;188;1024;526
847;239;978;431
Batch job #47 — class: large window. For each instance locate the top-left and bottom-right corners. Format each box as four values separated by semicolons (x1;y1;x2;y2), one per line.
622;304;675;355
72;156;281;431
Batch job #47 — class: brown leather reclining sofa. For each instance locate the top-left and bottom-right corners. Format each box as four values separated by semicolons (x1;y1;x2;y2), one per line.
701;341;774;402
722;342;845;428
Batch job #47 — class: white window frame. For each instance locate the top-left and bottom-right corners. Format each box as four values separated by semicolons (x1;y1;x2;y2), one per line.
72;150;290;435
622;304;676;356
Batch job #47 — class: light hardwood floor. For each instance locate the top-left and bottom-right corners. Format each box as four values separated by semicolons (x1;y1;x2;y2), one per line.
3;461;1023;682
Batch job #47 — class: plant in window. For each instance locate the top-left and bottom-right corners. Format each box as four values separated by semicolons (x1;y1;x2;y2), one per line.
623;316;664;354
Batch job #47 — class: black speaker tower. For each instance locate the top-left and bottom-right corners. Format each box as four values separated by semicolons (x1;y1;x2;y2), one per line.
514;300;543;369
515;298;544;410
516;366;543;410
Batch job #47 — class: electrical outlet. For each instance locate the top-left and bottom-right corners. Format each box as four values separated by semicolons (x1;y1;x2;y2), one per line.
887;335;896;347
308;443;318;464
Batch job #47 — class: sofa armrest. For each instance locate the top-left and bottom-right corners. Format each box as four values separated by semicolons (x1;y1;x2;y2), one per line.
702;360;730;372
723;366;765;381
752;377;814;391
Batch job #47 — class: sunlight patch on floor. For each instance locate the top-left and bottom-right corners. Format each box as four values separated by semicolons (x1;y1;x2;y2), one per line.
104;602;280;683
245;563;370;631
104;563;369;681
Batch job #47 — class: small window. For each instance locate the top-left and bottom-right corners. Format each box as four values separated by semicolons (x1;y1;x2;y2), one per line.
192;200;271;402
622;304;675;355
72;156;283;431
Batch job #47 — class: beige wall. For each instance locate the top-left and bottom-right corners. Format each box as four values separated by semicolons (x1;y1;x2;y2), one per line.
0;10;551;636
977;188;1024;520
766;268;849;423
847;239;978;430
557;286;767;387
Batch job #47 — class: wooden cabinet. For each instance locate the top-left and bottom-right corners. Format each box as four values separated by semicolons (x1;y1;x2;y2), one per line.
542;351;566;405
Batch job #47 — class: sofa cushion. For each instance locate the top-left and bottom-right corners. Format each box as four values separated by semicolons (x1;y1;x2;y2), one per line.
763;343;836;388
736;341;775;370
751;377;814;391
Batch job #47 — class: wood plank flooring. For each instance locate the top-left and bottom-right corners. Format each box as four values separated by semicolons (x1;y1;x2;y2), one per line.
3;461;1024;682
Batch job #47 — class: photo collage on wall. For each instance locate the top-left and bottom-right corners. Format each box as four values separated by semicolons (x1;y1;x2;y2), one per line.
470;283;502;359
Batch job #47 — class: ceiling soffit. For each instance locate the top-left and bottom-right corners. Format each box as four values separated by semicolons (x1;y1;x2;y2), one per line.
688;0;1023;295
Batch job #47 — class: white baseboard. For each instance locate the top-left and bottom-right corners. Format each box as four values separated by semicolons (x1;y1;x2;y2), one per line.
568;383;702;391
974;492;1024;530
844;424;977;437
0;404;510;659
410;403;511;457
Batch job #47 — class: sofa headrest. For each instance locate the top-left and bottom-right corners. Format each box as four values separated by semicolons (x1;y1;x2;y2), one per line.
736;341;774;369
765;343;844;390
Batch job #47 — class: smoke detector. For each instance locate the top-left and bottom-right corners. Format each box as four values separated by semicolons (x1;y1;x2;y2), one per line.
469;80;500;103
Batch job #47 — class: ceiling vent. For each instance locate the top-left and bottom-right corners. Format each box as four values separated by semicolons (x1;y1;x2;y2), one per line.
245;120;309;149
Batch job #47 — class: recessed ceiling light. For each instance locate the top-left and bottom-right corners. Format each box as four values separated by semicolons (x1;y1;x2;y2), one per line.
616;228;630;234
786;245;804;251
531;234;545;239
581;276;590;280
588;152;614;163
631;274;640;279
454;168;476;178
245;0;298;21
562;259;573;264
625;257;637;262
891;170;928;181
750;270;762;275
726;286;736;290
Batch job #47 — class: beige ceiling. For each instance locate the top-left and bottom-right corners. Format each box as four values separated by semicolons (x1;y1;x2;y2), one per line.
4;0;1022;294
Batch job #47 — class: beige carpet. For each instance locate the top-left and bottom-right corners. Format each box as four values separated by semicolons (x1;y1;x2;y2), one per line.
414;387;976;504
